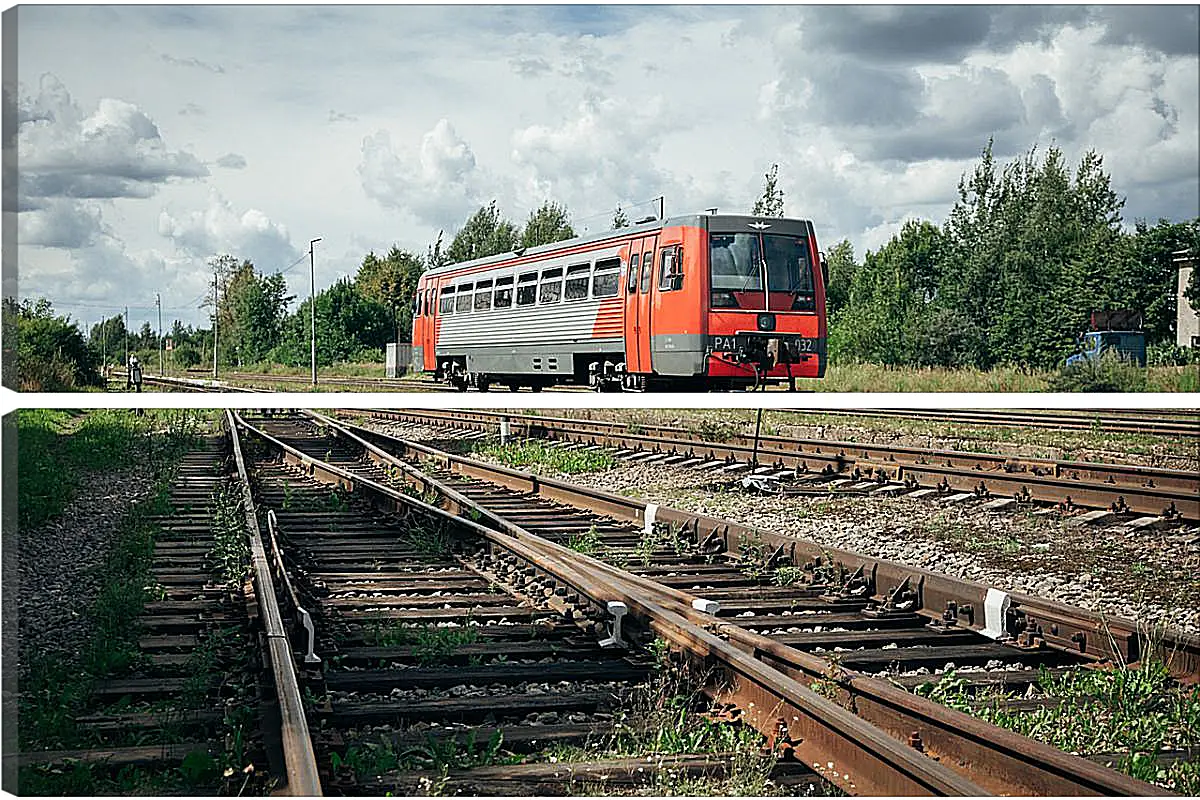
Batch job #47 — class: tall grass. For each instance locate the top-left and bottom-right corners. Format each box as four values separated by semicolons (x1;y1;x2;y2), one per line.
17;409;208;528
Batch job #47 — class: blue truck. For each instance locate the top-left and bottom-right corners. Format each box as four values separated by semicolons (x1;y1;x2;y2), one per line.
1066;310;1146;368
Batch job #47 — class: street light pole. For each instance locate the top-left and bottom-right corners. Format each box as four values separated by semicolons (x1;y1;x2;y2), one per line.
309;238;322;385
156;293;163;376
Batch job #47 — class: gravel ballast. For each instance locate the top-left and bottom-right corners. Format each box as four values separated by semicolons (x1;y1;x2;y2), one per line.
363;417;1200;638
16;464;162;673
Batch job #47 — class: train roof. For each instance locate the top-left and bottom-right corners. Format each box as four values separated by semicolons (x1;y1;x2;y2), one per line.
420;214;815;279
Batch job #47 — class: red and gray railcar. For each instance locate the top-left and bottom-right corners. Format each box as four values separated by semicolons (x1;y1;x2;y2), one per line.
410;214;827;391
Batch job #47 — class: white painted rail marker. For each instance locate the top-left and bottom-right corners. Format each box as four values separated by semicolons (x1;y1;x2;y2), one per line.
598;601;628;647
643;503;658;538
981;587;1011;640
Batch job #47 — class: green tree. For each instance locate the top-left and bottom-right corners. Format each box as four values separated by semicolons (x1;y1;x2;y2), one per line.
89;314;129;366
829;220;946;366
521;201;575;249
612;205;630;229
446;201;519;264
1124;218;1200;345
272;279;392;367
12;298;103;390
752;163;785;217
823;239;858;315
426;230;449;272
357;246;425;344
218;260;292;366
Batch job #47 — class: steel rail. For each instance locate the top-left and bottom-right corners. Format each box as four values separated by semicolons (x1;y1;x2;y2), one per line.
305;411;1170;796
347;408;1200;520
820;408;1200;438
236;411;989;796
338;416;1200;681
224;411;323;795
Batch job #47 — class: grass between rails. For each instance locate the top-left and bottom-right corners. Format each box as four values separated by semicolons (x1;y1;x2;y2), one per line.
914;659;1200;793
473;439;616;475
330;640;792;796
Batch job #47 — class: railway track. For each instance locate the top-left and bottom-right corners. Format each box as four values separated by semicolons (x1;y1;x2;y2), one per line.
342;409;1200;522
16;432;318;795
23;411;1192;794
238;415;825;795
812;409;1200;440
234;409;1194;794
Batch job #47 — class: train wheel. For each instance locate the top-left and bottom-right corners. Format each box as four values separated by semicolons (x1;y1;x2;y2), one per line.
529;384;542;393
508;384;521;392
477;377;491;392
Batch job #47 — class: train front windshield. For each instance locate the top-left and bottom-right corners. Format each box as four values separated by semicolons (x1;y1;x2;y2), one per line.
709;233;815;311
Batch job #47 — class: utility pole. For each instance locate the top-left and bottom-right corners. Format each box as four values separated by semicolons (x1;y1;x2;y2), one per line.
123;306;129;369
657;195;665;220
156;293;163;376
309;237;322;386
212;270;219;379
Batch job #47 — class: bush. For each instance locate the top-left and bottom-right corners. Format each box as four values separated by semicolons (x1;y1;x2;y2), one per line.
1147;342;1200;367
1049;351;1148;392
9;299;103;391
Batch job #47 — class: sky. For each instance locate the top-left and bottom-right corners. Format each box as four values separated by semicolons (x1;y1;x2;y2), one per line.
8;4;1200;333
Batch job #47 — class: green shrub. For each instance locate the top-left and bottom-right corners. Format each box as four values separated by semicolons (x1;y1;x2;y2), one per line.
1147;342;1200;367
1049;351;1148;392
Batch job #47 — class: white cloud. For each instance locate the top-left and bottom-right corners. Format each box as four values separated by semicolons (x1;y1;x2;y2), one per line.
359;119;492;230
17;198;106;248
158;191;299;271
12;6;1198;327
17;73;208;202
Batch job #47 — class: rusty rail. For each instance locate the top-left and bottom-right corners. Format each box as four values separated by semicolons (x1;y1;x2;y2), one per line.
236;411;992;795
297;410;1172;795
346;408;1199;520
224;411;323;795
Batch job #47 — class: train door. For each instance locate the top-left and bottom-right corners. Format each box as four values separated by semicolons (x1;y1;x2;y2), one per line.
623;248;642;371
422;282;438;371
637;235;657;373
623;235;659;374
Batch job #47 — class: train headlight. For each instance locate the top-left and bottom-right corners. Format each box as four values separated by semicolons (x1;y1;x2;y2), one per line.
757;313;776;332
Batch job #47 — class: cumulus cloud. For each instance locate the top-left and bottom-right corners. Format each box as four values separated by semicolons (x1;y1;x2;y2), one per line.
158;191;299;271
215;152;247;169
18;198;107;248
17;73;208;205
359;118;492;228
510;95;673;206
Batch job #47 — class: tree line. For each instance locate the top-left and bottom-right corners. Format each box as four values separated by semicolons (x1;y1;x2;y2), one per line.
8;140;1198;390
803;141;1200;370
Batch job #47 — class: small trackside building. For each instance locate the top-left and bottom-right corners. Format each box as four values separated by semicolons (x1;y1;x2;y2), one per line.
1175;249;1199;348
410;214;828;391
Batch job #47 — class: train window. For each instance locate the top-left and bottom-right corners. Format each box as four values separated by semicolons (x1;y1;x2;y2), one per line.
564;264;590;301
455;283;474;313
439;287;455;315
539;267;563;304
628;253;640;293
516;272;538;306
592;258;620;298
640;250;653;293
474;279;493;311
659;248;683;291
494;276;514;309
